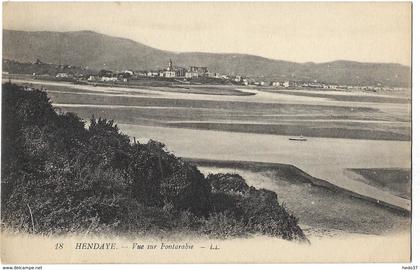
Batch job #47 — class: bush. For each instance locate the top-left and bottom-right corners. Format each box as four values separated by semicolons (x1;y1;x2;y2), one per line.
1;83;307;242
206;174;306;241
207;173;249;194
198;212;247;239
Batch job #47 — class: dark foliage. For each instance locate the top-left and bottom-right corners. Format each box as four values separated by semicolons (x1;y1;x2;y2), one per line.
1;83;306;241
207;173;250;194
206;174;306;240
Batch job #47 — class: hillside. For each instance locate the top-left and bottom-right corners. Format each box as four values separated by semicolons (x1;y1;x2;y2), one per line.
3;30;173;71
1;82;306;241
3;29;411;87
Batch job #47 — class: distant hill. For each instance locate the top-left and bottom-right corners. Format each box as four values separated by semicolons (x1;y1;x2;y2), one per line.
3;29;411;87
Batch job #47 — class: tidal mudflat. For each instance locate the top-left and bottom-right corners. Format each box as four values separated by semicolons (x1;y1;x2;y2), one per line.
5;78;412;236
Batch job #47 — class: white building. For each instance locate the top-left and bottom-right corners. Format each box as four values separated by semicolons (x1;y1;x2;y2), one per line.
188;66;208;77
101;76;118;82
147;71;159;77
88;75;97;81
56;73;70;78
185;72;199;78
163;70;176;78
123;70;134;76
234;76;243;83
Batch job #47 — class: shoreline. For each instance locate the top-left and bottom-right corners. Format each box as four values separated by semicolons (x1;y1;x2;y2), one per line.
185;158;411;215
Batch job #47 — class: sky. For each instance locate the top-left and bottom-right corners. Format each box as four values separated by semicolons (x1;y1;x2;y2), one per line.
2;2;412;66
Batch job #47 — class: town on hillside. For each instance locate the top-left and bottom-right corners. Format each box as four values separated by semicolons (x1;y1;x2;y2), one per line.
2;58;407;92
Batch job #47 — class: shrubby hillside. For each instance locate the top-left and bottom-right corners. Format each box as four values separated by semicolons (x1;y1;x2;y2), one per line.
1;83;306;241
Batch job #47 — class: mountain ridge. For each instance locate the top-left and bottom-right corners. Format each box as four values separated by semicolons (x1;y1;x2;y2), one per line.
2;29;411;86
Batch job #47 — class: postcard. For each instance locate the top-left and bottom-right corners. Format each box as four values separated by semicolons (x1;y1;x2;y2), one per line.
1;1;412;264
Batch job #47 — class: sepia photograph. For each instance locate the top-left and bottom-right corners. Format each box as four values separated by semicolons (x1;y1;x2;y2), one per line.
0;1;415;265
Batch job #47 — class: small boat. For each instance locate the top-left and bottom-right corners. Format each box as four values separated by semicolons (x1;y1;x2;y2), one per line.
289;135;307;141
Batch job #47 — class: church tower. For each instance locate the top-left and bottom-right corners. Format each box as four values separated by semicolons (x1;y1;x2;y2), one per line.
167;59;173;71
